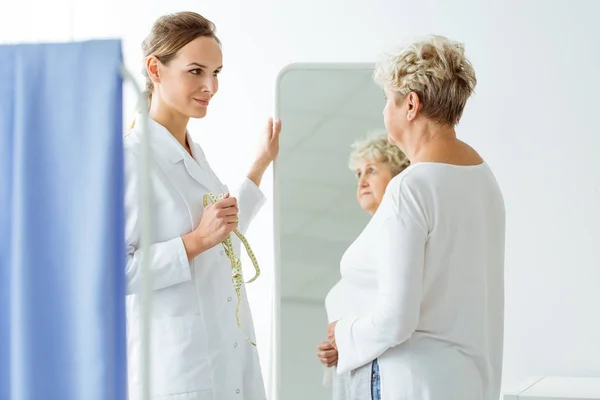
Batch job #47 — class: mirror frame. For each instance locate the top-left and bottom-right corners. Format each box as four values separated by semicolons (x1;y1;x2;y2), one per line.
271;62;376;400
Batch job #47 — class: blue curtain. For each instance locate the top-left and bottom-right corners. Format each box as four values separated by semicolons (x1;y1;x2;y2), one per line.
0;40;127;400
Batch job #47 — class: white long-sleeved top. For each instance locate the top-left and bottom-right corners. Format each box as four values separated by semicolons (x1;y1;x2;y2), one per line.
333;161;506;400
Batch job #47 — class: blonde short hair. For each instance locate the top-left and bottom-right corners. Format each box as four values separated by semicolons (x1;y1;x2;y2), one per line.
348;132;410;177
374;34;477;126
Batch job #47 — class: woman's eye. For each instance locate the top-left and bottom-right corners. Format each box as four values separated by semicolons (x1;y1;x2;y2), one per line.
190;69;202;75
213;70;221;77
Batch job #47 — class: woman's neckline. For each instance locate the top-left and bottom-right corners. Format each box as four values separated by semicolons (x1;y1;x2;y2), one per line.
410;160;487;168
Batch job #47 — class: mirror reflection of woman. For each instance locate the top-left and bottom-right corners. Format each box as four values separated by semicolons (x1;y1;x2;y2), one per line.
317;133;410;399
323;35;505;400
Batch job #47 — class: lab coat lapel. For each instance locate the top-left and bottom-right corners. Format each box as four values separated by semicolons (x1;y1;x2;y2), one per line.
182;143;220;193
147;118;220;193
189;138;229;195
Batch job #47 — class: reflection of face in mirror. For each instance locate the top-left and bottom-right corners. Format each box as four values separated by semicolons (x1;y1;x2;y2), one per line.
349;134;410;216
356;160;391;215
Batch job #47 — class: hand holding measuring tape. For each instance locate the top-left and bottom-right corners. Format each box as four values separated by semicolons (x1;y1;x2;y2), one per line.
202;192;261;346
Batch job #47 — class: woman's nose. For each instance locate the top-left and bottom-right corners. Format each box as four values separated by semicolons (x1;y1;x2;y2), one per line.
203;76;217;94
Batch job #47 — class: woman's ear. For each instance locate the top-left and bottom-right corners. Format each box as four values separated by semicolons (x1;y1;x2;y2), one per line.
406;92;422;119
146;56;161;84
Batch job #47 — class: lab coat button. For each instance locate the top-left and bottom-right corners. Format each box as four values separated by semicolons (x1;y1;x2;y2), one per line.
220;250;224;256
236;389;240;394
234;342;238;348
227;296;232;302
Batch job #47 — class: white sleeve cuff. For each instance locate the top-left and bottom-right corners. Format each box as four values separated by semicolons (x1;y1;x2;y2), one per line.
242;176;267;206
334;316;360;374
173;236;192;276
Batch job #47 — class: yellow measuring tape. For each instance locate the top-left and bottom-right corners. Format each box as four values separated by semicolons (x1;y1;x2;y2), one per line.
203;193;260;346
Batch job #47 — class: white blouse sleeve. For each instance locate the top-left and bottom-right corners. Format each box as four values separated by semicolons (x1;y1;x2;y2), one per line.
334;179;429;374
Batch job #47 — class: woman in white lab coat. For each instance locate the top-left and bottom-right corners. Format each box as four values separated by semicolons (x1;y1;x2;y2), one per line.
315;133;410;398
326;35;506;399
124;12;280;400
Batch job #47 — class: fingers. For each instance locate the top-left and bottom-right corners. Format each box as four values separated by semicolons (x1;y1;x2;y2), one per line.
224;215;239;225
204;196;236;213
317;341;338;367
267;117;281;138
214;197;238;217
319;349;337;358
317;349;338;367
317;341;333;351
319;357;338;367
272;118;282;136
328;337;337;351
324;356;338;367
218;206;239;218
216;196;237;208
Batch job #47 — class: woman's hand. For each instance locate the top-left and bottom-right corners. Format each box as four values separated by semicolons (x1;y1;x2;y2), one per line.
247;118;282;187
182;194;238;260
317;340;338;367
256;117;281;166
327;321;338;350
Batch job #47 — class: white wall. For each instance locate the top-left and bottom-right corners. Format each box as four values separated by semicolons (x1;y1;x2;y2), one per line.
3;0;600;396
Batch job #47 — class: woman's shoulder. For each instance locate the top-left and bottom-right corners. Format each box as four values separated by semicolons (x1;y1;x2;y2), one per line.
385;163;433;195
389;161;491;189
384;161;500;215
123;125;143;156
382;162;485;210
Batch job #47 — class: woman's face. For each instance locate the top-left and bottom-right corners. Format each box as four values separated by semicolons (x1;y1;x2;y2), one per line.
355;159;394;215
151;36;223;119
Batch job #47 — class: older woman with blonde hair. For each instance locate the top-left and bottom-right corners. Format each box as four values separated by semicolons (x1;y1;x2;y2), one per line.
324;35;506;400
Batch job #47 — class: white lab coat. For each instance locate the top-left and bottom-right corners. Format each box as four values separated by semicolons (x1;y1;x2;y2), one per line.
124;117;267;400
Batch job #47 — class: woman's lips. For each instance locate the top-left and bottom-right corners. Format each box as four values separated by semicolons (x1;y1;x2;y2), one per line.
194;98;209;106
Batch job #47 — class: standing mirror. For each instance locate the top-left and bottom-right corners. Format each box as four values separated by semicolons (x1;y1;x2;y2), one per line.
274;63;386;400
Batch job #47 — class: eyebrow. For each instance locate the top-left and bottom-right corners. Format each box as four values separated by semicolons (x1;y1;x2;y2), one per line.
187;62;223;70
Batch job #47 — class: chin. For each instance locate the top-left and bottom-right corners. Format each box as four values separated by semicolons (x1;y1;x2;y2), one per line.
358;200;374;213
189;108;208;119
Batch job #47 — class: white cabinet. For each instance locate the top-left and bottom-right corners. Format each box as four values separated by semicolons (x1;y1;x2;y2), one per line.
504;376;600;400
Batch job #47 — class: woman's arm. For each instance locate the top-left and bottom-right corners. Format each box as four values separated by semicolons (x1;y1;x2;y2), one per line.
246;158;269;188
124;149;193;295
246;117;280;189
332;181;429;374
233;117;281;233
125;148;240;295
